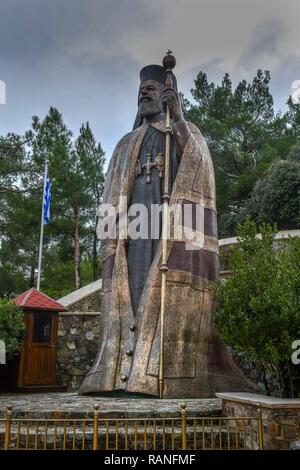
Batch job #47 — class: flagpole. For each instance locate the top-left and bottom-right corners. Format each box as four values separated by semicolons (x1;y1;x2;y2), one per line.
37;160;48;291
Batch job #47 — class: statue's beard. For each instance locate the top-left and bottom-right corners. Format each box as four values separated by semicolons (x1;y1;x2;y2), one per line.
138;100;163;119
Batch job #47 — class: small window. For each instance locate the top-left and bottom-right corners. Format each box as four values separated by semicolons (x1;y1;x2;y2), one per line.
32;313;52;343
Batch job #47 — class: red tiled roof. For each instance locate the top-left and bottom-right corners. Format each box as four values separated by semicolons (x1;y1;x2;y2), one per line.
14;288;67;311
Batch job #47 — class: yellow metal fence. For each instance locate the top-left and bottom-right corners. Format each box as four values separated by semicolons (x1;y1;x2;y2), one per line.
0;402;264;450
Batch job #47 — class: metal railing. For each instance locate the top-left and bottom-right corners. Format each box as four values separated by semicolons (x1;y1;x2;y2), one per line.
0;402;264;450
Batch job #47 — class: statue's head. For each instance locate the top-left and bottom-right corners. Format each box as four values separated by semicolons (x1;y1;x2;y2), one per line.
138;79;165;119
133;64;177;129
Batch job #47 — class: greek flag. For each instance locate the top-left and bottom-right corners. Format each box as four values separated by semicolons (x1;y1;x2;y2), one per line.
43;171;51;224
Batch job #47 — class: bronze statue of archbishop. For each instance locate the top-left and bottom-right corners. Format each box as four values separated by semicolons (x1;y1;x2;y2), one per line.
79;59;257;398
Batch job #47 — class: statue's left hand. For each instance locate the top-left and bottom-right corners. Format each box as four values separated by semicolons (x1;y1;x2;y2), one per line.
162;86;183;123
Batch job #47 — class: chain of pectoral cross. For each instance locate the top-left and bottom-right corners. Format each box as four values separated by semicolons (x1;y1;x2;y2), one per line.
135;129;165;183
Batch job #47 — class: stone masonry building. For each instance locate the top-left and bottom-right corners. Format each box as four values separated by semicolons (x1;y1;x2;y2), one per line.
56;280;102;391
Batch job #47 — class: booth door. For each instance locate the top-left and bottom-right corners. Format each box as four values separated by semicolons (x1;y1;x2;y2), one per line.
18;311;58;386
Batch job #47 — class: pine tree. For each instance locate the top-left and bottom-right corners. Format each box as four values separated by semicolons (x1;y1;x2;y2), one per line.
74;122;105;281
28;107;106;290
0;107;105;297
183;70;296;237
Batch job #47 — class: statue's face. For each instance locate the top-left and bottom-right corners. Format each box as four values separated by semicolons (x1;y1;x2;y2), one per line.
138;79;164;119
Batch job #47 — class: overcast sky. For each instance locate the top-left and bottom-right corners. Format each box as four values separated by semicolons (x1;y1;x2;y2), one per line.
0;0;299;161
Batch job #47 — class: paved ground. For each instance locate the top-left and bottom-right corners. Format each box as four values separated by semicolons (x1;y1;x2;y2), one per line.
0;392;222;419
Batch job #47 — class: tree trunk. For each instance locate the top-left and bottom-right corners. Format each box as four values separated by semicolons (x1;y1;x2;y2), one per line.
261;362;271;396
74;205;81;289
288;364;294;399
29;265;35;288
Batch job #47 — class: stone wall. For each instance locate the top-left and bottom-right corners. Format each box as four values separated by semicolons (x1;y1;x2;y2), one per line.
217;393;300;450
54;302;278;396
66;290;101;312
229;350;280;396
55;311;276;395
56;313;100;391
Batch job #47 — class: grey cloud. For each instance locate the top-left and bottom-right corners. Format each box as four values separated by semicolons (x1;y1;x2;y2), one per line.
0;1;299;162
0;0;169;158
268;55;300;112
235;18;299;113
178;58;224;103
0;0;168;66
237;18;287;72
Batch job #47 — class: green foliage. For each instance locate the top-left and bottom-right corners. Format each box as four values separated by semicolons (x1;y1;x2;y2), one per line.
288;139;300;162
242;158;300;230
42;259;76;300
286;96;300;139
0;133;28;195
183;70;298;237
42;254;101;300
0;131;41;296
213;219;300;397
0;299;24;360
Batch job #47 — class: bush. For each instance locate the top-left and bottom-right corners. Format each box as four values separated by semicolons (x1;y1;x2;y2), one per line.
242;159;300;230
0;299;24;361
213;218;300;397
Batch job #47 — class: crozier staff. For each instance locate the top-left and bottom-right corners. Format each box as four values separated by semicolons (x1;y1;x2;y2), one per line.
159;50;177;398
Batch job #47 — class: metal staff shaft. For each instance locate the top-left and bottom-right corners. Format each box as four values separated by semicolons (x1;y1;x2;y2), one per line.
159;104;171;399
159;51;176;399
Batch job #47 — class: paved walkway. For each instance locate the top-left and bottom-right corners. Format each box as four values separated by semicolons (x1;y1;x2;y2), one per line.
0;392;222;419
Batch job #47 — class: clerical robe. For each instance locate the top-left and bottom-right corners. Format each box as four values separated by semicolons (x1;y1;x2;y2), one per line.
79;118;257;397
127;123;179;315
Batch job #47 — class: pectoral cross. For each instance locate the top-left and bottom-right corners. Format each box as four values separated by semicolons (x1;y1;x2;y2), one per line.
135;152;165;183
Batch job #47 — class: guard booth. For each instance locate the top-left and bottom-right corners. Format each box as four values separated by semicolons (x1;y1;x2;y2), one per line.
14;288;67;392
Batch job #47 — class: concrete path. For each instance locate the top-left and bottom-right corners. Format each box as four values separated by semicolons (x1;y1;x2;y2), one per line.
0;392;222;419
